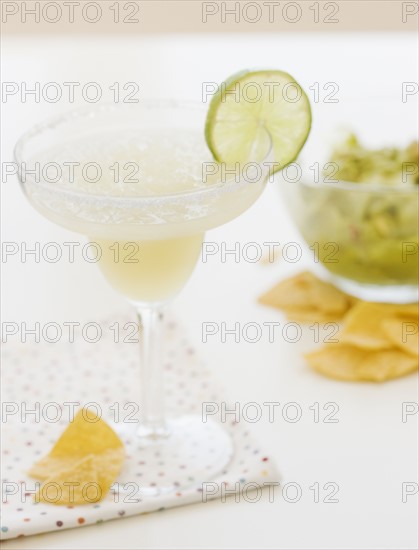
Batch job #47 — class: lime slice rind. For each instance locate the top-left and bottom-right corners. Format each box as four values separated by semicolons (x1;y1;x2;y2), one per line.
205;69;312;173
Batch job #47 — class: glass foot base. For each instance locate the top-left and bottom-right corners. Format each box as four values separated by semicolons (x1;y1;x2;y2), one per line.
116;415;233;496
330;274;418;304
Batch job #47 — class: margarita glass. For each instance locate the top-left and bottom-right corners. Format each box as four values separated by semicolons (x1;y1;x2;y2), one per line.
15;101;272;495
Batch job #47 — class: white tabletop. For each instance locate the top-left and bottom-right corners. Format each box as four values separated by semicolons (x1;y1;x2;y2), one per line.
1;32;418;549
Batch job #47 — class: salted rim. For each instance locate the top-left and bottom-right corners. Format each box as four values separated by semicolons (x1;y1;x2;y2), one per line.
14;100;273;205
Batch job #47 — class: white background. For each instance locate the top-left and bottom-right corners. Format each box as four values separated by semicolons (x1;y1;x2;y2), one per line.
2;33;418;549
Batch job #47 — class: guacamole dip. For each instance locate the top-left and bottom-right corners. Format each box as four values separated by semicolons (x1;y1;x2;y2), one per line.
328;134;418;186
295;135;419;285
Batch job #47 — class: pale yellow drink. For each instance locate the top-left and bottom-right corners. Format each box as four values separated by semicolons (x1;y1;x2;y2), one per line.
94;234;203;303
81;131;209;302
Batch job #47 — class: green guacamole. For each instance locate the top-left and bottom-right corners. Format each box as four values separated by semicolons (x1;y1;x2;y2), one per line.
297;135;419;285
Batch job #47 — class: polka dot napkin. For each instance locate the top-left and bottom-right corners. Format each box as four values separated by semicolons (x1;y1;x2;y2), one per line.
1;314;279;540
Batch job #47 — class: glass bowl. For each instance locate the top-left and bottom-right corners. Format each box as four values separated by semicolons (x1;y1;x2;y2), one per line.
278;93;418;303
282;171;418;303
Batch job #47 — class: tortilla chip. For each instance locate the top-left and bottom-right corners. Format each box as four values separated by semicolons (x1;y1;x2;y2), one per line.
357;348;418;381
378;303;418;318
29;456;80;481
381;318;419;357
340;302;395;350
305;344;368;381
30;448;124;482
49;408;123;457
259;271;353;319
340;302;418;350
35;455;101;506
29;408;125;504
306;343;418;382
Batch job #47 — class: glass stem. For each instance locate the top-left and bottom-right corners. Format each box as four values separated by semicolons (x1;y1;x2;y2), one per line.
136;306;168;439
